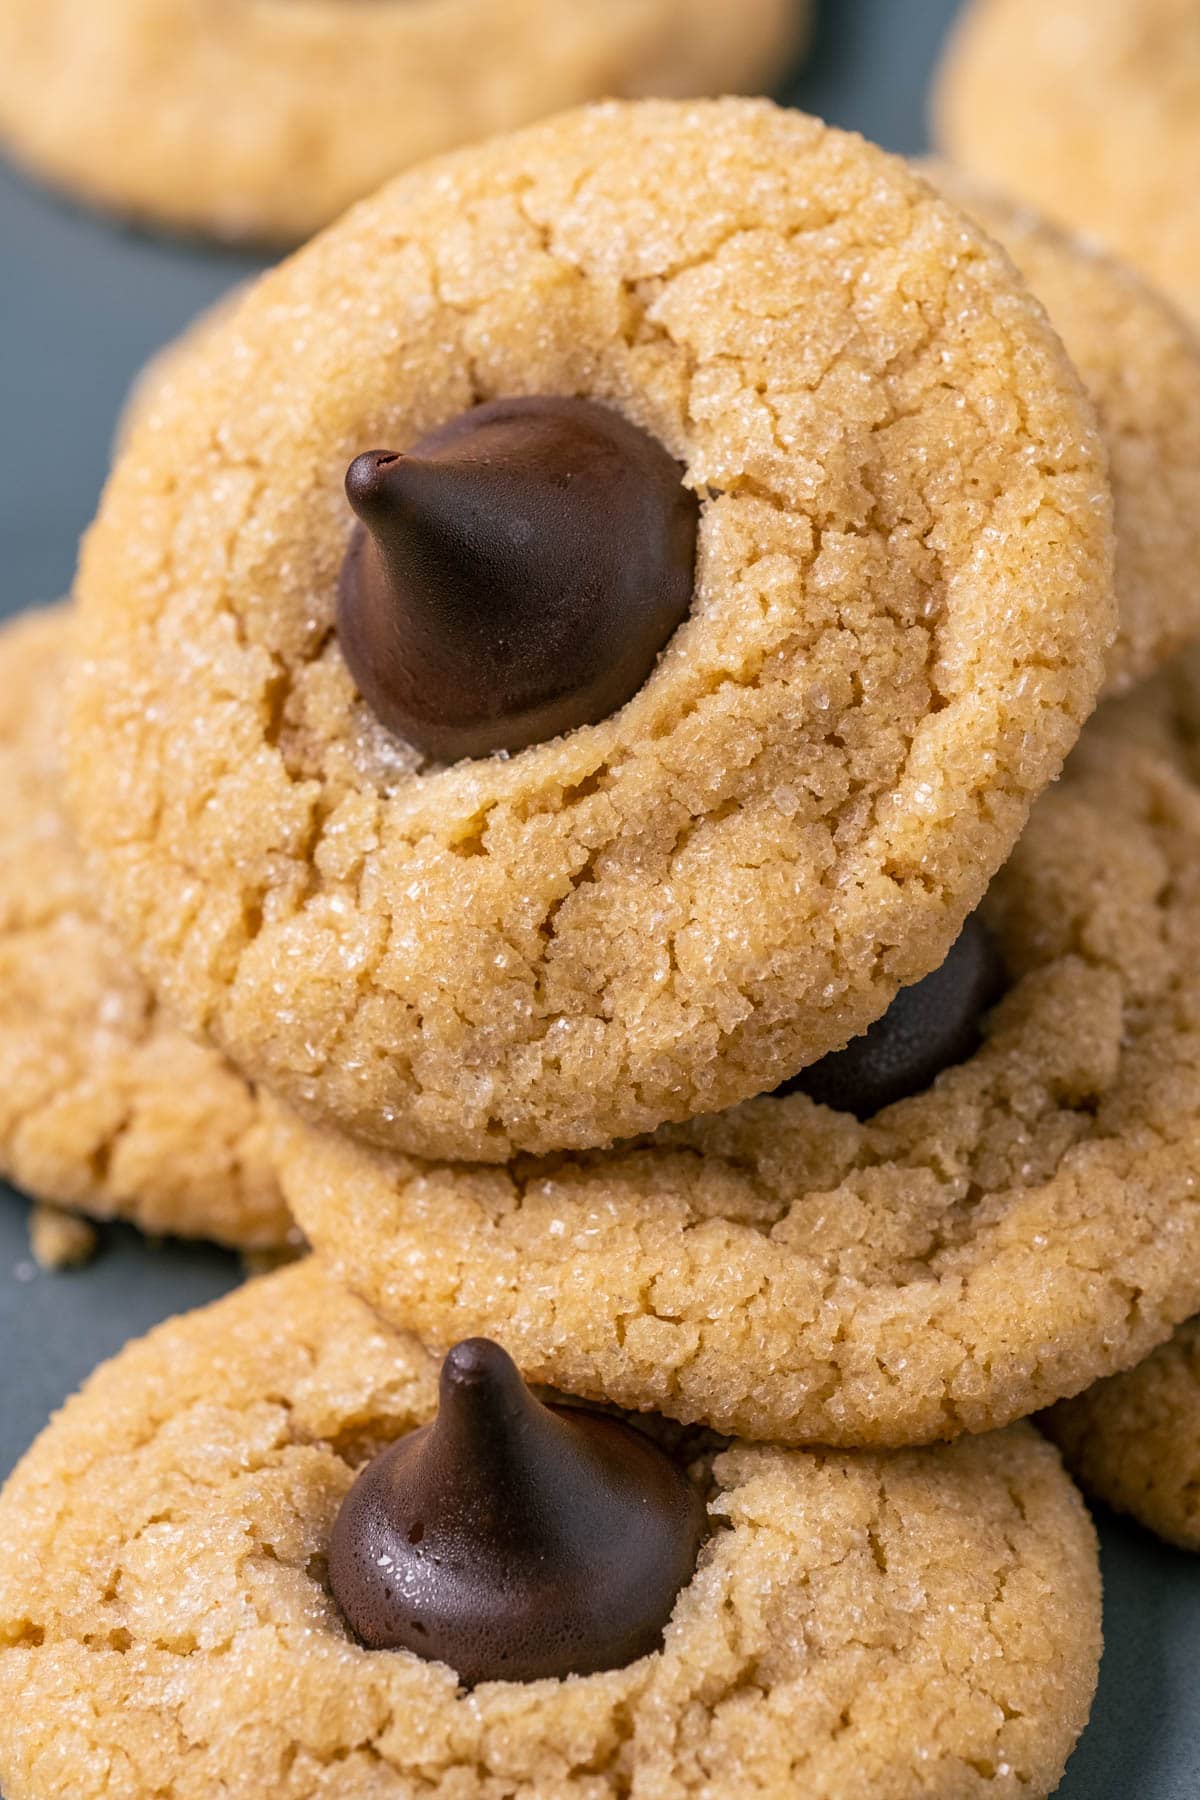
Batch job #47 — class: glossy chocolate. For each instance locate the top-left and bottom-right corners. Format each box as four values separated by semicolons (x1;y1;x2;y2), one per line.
329;1337;706;1684
780;916;1008;1118
337;396;699;762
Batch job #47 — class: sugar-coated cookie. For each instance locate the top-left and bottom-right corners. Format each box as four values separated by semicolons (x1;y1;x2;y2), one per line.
279;719;1200;1446
0;0;806;243
934;0;1200;324
925;163;1200;695
0;1259;1101;1799
0;605;292;1251
70;99;1115;1163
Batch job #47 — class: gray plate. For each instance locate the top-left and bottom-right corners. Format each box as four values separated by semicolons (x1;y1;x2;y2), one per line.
1;3;1196;1793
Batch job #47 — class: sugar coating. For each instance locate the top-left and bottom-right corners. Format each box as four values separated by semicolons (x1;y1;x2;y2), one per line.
0;0;803;243
281;723;1200;1446
1043;1316;1200;1552
925;164;1200;695
0;606;292;1251
70;100;1115;1164
934;0;1200;326
0;1260;1101;1800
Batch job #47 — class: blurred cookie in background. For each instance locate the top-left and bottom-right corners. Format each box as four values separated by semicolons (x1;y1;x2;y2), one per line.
0;0;809;244
934;0;1200;325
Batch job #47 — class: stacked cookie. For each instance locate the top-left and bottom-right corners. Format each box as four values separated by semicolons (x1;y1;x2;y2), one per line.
7;91;1200;1796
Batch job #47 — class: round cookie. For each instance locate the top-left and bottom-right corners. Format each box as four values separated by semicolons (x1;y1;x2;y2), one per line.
0;604;292;1252
1042;1317;1200;1552
0;1259;1102;1800
70;98;1116;1163
0;0;806;244
278;721;1200;1447
933;0;1200;326
924;163;1200;695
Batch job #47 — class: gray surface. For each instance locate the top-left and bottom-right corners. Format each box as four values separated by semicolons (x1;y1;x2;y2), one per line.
0;2;1197;1793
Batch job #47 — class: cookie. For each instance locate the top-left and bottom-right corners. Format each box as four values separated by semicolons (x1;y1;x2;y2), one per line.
0;0;806;243
0;1258;1102;1799
278;718;1200;1447
924;164;1200;695
0;604;292;1252
1042;1317;1200;1552
70;98;1115;1163
27;1204;99;1272
934;0;1200;325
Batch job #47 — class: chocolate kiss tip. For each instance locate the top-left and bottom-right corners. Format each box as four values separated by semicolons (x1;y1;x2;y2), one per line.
442;1336;512;1387
344;448;403;514
328;1333;706;1684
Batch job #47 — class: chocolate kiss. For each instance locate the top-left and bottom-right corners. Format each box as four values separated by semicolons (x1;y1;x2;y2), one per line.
779;915;1009;1119
337;396;699;762
328;1337;706;1684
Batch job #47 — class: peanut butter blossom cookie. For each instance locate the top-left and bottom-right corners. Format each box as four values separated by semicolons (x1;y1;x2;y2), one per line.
1043;1317;1200;1552
70;100;1115;1163
279;720;1200;1446
934;0;1200;325
0;1259;1102;1799
0;605;291;1252
924;164;1200;695
0;0;805;243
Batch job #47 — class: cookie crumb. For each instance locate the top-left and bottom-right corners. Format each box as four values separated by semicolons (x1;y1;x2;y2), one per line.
28;1205;99;1271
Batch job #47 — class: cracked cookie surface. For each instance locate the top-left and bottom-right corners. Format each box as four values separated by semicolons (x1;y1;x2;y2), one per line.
0;1258;1101;1800
0;0;805;243
70;99;1115;1163
280;718;1200;1446
0;605;291;1251
934;0;1200;326
925;163;1200;696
